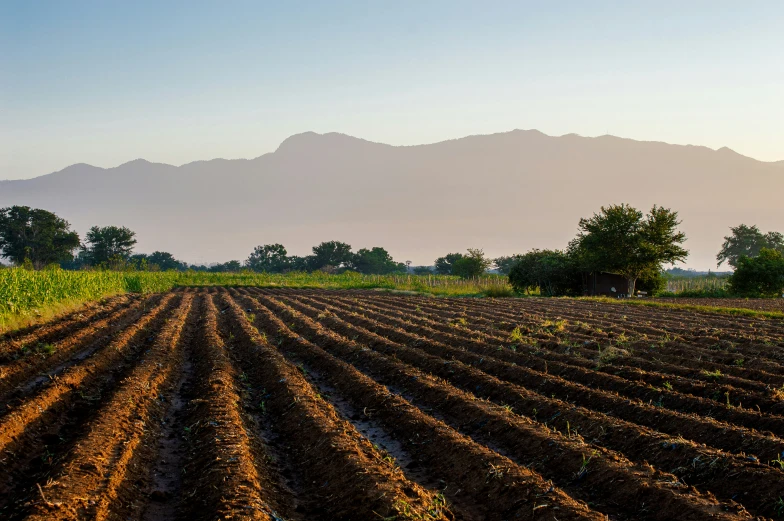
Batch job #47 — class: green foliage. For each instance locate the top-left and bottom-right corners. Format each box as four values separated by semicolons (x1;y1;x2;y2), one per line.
727;248;784;297
575;204;688;295
0;269;512;332
208;260;243;273
349;246;405;274
433;253;464;275
635;268;666;295
494;254;523;275
451;249;491;279
412;266;433;275
83;225;137;267
717;224;784;268
0;206;81;268
507;249;581;296
309;241;353;270
0;268;177;330
129;251;187;271
246;243;289;273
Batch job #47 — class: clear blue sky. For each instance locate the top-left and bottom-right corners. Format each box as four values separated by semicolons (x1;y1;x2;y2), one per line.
2;1;782;179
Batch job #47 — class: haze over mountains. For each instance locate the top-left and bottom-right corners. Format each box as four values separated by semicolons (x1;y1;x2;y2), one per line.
1;130;781;269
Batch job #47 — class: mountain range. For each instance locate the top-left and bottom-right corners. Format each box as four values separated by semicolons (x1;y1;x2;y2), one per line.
1;130;781;269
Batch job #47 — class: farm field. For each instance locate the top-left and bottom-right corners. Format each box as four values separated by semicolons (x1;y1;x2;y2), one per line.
653;297;784;312
2;289;784;520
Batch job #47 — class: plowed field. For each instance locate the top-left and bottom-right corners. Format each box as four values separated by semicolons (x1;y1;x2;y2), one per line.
2;288;784;520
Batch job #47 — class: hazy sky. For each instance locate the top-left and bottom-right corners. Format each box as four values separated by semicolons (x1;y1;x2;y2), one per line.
2;1;783;180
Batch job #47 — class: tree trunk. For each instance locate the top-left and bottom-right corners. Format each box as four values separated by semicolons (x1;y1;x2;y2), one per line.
627;277;637;297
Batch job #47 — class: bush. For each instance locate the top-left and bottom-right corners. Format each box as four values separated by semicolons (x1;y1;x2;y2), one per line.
483;286;514;298
727;248;784;297
508;250;582;296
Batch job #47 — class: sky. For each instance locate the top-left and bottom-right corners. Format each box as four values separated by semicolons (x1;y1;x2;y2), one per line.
1;1;783;180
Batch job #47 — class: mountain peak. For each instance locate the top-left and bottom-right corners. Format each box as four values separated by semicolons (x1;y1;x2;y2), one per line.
275;131;386;154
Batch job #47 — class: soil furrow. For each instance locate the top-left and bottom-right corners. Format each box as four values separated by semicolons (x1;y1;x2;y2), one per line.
0;294;161;405
0;295;134;359
264;290;783;518
23;293;194;521
231;291;616;521
268;289;784;461
217;291;455;521
176;294;282;521
0;294;180;517
251;290;752;520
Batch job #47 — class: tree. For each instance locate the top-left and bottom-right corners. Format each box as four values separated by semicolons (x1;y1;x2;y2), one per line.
208;260;243;272
147;251;187;271
575;204;688;296
433;253;464;275
309;241;353;270
451;249;491;279
83;226;137;267
349;247;404;274
494;255;523;275
413;266;433;275
287;255;311;272
0;206;80;269
727;248;784;297
508;249;582;296
246;243;289;273
717;224;784;268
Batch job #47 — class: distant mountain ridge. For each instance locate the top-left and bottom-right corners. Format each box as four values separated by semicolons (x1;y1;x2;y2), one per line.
1;130;781;269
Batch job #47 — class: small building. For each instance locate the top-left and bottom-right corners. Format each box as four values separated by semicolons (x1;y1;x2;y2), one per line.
584;272;629;297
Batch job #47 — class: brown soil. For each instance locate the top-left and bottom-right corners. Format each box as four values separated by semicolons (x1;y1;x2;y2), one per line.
3;287;784;520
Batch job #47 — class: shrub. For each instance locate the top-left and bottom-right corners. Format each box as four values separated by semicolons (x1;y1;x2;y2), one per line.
508;249;581;296
727;248;784;297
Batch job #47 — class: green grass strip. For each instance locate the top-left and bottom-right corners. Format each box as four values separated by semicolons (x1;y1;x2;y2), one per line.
582;297;784;320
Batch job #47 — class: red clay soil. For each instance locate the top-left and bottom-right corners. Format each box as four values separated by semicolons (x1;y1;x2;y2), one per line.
4;287;784;521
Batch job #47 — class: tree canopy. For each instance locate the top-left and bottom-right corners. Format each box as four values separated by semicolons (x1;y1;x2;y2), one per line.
575;204;687;295
494;255;523;275
246;243;290;273
349;247;404;274
0;206;80;269
309;241;353;270
129;251;187;271
83;226;137;267
727;248;784;297
451;249;491;279
433;253;464;275
717;224;784;268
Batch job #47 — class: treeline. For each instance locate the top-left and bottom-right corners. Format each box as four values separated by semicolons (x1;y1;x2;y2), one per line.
1;204;782;297
207;241;408;275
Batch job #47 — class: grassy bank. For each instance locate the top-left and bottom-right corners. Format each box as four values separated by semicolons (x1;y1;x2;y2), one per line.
586;296;784;320
0;268;512;332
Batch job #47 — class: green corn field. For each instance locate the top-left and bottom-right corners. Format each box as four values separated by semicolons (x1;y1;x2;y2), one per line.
0;267;512;332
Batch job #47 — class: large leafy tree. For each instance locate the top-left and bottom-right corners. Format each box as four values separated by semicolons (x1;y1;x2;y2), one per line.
433;253;464;275
728;248;784;297
451;249;491;279
309;241;353;270
349;247;404;274
246;243;290;273
576;204;687;295
0;206;80;269
83;225;137;267
717;224;784;268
